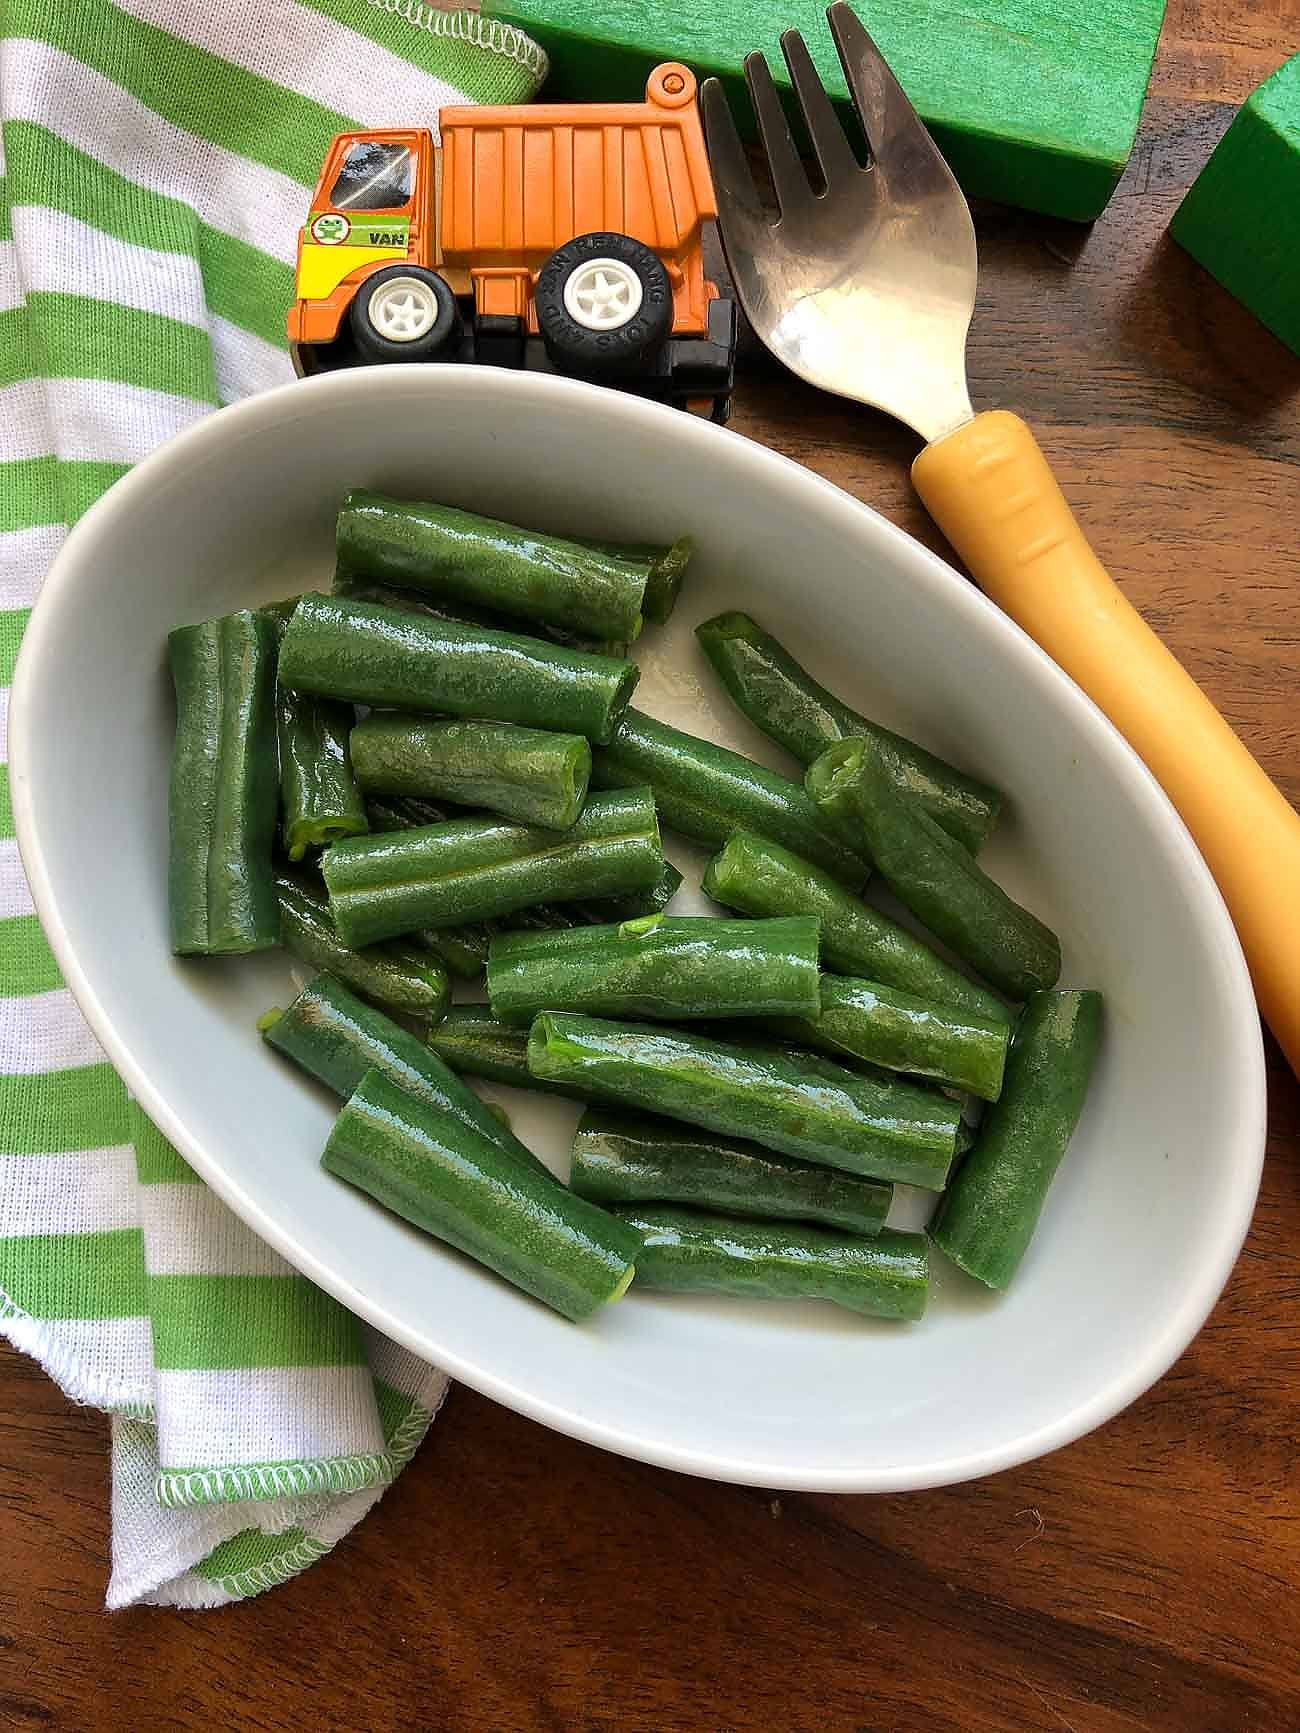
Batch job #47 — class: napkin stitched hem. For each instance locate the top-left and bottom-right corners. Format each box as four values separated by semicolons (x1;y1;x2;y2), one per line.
156;1363;447;1503
367;0;548;83
157;1450;396;1506
0;1285;152;1413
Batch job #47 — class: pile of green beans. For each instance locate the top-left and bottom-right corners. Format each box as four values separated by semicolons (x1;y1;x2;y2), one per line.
168;491;1103;1327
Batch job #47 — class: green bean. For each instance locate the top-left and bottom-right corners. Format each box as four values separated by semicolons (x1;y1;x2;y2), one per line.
276;689;368;861
590;708;869;887
577;533;694;624
334;489;663;644
428;1004;594;1101
487;914;821;1024
696;611;1001;850
274;873;449;1025
808;739;1060;1000
168;610;279;955
350;713;591;832
763;975;1011;1101
569;861;684;925
614;1205;928;1320
334;578;628;659
702;831;1011;1025
262;594;369;861
570;1107;891;1233
260;972;549;1175
362;796;489;979
278;594;638;744
322;1069;640;1321
931;990;1103;1288
322;788;664;947
526;1014;961;1188
364;797;680;972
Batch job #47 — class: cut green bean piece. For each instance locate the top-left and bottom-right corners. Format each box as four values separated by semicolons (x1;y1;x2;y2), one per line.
277;688;368;861
808;739;1060;1001
703;831;1011;1025
351;713;591;832
261;973;548;1176
275;873;449;1026
527;1014;960;1188
487;914;821;1024
764;974;1011;1101
429;861;683;957
615;1205;927;1320
322;787;664;948
363;796;489;979
571;1107;891;1233
334;577;628;659
168;610;279;955
931;990;1103;1289
591;708;869;887
334;489;657;644
571;860;684;924
323;1069;640;1322
278;594;638;744
696;611;1001;851
577;533;694;625
428;1004;594;1101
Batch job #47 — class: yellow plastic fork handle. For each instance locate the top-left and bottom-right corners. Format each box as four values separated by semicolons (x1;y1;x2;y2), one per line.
913;409;1300;1078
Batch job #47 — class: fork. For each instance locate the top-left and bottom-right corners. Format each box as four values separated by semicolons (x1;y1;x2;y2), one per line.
702;2;1300;1079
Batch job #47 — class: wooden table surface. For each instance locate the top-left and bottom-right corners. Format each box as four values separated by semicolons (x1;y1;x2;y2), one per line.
3;3;1298;1727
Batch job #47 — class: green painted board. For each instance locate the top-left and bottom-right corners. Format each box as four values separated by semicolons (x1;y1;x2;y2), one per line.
1170;54;1300;357
485;0;1167;221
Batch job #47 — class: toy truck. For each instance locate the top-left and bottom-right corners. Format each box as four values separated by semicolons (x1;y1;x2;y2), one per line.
288;63;737;420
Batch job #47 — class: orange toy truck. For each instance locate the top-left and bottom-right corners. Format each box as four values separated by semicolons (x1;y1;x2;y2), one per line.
288;64;737;420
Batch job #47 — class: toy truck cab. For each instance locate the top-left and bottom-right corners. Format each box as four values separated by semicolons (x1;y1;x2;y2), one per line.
289;65;736;419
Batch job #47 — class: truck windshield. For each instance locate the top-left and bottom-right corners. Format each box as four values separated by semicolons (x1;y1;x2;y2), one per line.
327;140;414;211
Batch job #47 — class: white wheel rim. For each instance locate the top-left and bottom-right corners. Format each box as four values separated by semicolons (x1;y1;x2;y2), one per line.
562;257;643;332
368;276;438;342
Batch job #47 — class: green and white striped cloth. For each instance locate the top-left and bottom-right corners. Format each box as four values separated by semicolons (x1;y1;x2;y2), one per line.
0;0;545;1607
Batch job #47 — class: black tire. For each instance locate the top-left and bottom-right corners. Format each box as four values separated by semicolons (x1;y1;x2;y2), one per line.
535;233;672;377
349;264;461;363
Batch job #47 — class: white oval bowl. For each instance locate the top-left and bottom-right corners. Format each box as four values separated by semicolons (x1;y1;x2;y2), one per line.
9;366;1266;1492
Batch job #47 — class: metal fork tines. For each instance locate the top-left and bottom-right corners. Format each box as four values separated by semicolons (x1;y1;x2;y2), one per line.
702;3;979;444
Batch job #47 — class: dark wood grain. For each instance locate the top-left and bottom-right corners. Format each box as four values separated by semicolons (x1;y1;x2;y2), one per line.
2;4;1297;1727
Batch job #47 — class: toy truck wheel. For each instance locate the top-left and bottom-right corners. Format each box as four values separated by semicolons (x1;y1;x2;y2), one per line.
350;265;461;362
536;233;672;377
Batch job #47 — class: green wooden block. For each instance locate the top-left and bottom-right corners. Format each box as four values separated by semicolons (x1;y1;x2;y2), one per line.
485;0;1166;221
1170;54;1300;357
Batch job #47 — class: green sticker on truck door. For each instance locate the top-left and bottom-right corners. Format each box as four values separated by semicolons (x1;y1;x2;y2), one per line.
308;213;411;248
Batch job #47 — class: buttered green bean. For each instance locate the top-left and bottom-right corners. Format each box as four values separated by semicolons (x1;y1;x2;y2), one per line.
702;831;1010;1025
570;1107;891;1233
351;713;591;831
615;1205;928;1320
807;739;1060;1000
334;489;688;643
487;914;821;1024
591;708;869;887
527;1014;961;1188
696;611;1000;850
168;610;279;955
323;1069;640;1321
278;594;638;744
322;788;665;947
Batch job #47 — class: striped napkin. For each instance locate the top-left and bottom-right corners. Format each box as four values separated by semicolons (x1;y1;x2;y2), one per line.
0;0;545;1607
